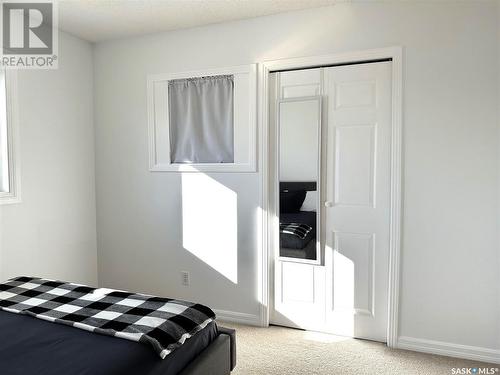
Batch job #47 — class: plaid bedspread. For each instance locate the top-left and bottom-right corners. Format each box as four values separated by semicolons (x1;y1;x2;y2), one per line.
280;222;313;239
0;276;215;359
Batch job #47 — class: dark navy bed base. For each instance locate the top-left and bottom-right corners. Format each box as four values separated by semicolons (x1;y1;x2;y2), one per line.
0;310;235;375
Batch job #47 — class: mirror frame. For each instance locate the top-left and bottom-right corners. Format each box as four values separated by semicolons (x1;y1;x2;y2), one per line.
276;95;322;265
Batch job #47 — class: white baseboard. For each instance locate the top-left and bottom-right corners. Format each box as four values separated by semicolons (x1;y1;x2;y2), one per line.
214;309;262;326
397;336;500;364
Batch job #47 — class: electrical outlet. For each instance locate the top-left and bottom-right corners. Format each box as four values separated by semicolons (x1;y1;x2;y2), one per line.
181;271;190;286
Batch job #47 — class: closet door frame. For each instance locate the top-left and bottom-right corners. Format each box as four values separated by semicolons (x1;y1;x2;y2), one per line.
258;46;403;348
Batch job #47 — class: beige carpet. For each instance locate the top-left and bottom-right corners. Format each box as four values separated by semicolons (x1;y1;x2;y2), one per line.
220;322;497;375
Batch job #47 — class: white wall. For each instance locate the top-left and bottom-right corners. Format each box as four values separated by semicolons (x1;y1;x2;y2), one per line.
93;1;500;357
0;32;98;286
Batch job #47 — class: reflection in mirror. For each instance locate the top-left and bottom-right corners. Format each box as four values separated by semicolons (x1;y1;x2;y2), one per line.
278;97;320;261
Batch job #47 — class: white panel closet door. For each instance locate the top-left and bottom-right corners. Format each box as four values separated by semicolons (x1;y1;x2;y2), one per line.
324;62;392;342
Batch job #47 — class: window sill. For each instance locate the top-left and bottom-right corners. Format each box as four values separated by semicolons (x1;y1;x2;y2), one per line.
0;193;21;205
149;162;256;173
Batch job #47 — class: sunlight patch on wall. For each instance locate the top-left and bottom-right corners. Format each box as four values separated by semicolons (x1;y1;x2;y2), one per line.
181;171;238;283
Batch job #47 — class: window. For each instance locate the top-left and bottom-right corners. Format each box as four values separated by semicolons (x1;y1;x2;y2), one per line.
168;75;234;164
0;71;9;193
148;64;256;172
0;69;20;204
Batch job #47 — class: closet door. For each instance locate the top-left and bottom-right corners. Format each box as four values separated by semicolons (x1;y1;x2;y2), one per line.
324;62;392;342
270;69;325;331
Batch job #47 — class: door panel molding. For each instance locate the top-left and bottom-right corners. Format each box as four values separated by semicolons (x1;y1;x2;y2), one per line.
331;231;375;317
281;262;316;304
334;123;377;207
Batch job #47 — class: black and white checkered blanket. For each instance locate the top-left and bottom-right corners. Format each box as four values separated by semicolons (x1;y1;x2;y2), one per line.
280;222;313;239
0;276;215;359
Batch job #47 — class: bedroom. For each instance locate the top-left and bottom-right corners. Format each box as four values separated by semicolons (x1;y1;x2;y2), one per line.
0;0;499;374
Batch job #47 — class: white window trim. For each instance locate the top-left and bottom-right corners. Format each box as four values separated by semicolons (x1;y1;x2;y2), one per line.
0;70;21;205
147;64;257;173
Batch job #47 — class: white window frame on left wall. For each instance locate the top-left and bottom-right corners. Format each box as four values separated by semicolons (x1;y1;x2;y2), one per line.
0;69;21;205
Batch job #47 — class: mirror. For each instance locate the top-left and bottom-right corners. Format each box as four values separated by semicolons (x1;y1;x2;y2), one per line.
278;97;321;261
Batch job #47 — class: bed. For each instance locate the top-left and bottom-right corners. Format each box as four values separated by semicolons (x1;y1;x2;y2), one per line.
279;181;317;260
0;277;236;375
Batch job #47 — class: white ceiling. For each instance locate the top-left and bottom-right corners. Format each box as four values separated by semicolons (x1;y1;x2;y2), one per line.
58;0;338;42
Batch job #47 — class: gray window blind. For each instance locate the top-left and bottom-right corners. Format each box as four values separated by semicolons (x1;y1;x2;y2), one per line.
168;75;234;163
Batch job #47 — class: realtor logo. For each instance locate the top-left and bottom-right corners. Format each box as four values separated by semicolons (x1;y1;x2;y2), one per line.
1;1;58;68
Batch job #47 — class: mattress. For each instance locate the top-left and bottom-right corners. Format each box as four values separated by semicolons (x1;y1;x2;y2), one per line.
0;310;218;375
